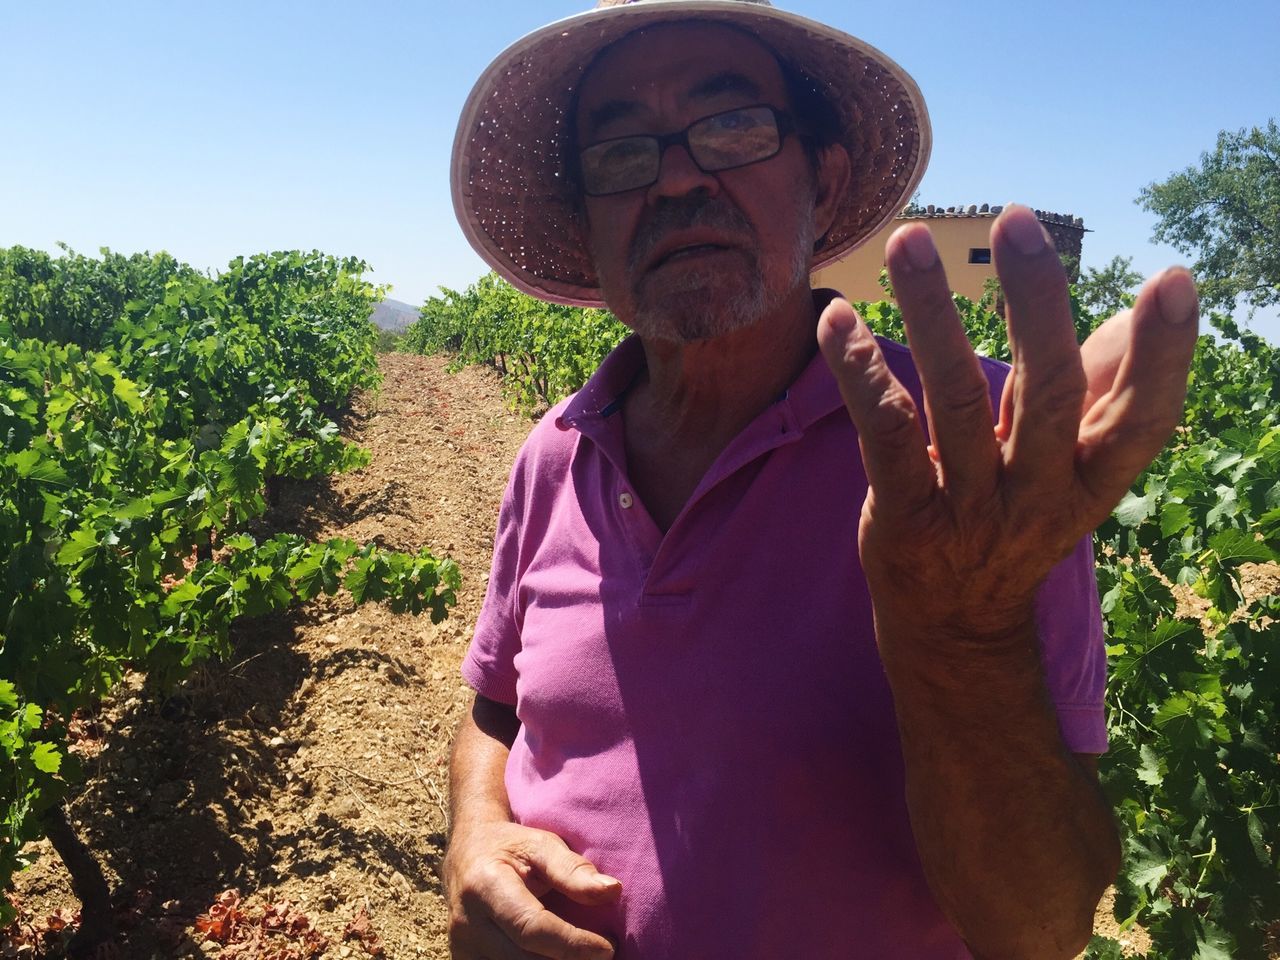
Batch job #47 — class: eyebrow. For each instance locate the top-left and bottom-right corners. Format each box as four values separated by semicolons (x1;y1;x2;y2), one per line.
583;71;764;139
688;71;762;103
585;99;643;139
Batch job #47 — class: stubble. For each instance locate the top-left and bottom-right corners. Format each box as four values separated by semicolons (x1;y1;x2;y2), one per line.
598;197;815;344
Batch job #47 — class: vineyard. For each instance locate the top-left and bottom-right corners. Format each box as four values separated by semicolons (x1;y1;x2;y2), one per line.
401;273;626;415
0;252;1277;958
0;247;462;955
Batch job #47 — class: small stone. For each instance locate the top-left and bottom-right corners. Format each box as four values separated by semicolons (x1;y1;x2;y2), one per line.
334;798;361;822
269;736;286;748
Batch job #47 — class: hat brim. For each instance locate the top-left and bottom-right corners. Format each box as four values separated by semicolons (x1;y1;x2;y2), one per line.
452;1;931;307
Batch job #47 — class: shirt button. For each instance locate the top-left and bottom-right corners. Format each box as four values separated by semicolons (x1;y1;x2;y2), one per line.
619;492;634;509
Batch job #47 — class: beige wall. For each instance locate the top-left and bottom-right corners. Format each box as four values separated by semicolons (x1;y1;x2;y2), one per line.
812;215;1001;303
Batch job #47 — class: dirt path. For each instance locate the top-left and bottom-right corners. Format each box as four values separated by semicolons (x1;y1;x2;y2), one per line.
8;354;531;957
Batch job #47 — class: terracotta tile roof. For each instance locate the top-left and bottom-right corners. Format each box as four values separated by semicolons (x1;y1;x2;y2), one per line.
900;204;1087;230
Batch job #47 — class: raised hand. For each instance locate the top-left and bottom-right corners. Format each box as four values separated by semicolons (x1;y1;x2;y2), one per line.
813;202;1189;957
816;203;1199;656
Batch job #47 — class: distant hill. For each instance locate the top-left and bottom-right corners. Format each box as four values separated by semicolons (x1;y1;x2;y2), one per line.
369;298;421;332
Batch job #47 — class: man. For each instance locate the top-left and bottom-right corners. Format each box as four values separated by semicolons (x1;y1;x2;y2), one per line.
443;2;1199;957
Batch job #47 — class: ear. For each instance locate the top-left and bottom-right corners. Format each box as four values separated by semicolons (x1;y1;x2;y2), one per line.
812;143;851;247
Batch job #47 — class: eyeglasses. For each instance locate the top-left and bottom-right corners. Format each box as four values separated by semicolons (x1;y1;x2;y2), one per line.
577;105;799;197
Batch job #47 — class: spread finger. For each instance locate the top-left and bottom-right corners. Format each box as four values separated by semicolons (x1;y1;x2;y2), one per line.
992;204;1086;495
886;224;1000;504
817;297;936;522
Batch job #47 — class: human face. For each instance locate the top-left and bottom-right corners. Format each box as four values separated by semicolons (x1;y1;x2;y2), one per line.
574;23;820;343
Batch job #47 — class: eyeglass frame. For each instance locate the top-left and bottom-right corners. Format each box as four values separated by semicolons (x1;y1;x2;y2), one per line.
575;104;804;197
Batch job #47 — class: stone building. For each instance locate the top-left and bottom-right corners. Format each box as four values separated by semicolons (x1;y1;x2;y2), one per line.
812;203;1087;305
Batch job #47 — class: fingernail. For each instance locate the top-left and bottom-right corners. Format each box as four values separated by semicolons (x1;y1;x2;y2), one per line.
900;228;938;271
819;298;859;336
1156;268;1198;325
593;874;621;890
1003;207;1047;256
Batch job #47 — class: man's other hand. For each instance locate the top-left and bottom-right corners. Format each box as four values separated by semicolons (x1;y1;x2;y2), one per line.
816;202;1199;654
444;819;620;960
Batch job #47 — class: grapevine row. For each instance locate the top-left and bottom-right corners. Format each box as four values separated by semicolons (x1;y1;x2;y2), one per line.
0;247;459;942
401;272;628;413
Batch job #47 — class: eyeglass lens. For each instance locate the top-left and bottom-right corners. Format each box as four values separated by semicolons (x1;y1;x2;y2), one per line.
580;106;783;196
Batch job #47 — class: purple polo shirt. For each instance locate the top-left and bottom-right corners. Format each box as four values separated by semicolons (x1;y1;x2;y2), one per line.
463;311;1106;958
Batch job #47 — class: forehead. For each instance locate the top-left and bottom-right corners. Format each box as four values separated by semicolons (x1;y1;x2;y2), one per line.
575;22;789;132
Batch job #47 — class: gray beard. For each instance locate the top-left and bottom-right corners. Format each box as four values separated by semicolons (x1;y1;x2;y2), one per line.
612;200;816;344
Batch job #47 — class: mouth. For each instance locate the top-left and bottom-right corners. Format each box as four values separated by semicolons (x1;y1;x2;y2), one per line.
652;243;732;268
643;229;743;273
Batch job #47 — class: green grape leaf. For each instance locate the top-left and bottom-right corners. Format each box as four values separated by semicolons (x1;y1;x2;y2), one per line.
112;376;144;413
287;552;326;600
1137;744;1163;785
30;742;61;775
1125;844;1169;891
1083;936;1126;960
1246;811;1269;867
1159;501;1192;538
11;450;70;487
113;497;152;521
1115;491;1156;527
56;527;100;566
1207;528;1271;565
1193;923;1234;960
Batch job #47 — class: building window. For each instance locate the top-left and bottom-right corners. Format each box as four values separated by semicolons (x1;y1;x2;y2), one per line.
968;248;992;264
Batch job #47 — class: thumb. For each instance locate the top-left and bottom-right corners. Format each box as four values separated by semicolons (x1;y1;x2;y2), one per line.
532;834;622;906
1078;307;1132;415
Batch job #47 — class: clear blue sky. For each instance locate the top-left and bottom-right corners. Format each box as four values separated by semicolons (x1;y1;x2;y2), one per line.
3;1;1277;340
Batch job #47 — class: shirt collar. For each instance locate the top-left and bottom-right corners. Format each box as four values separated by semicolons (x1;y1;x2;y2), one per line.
557;334;647;430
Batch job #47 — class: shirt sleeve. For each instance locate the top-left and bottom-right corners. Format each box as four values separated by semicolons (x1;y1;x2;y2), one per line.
1034;534;1108;754
461;467;524;706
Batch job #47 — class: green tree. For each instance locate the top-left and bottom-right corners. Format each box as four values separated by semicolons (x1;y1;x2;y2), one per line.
1138;119;1280;315
1076;255;1144;318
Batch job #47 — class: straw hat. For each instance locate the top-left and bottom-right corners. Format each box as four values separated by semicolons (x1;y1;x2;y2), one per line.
451;0;931;307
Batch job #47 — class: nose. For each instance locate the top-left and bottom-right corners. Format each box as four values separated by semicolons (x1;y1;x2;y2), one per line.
645;142;720;201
